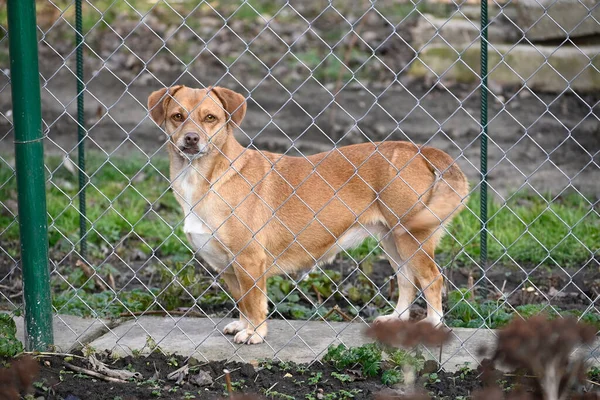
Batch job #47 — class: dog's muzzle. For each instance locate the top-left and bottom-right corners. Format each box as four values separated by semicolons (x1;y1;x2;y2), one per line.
180;132;206;157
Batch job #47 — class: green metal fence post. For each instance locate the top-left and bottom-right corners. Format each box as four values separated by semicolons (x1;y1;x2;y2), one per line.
75;0;87;260
7;0;54;350
480;0;489;268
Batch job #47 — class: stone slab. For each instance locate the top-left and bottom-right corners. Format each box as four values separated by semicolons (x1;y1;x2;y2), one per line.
87;316;600;370
408;43;600;93
11;314;111;352
411;15;514;49
514;0;600;41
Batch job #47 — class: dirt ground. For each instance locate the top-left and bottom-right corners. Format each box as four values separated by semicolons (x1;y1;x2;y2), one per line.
2;350;597;400
0;4;598;198
29;353;385;400
1;69;599;199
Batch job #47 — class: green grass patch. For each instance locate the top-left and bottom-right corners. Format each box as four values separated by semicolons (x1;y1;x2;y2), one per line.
446;288;600;330
438;191;599;268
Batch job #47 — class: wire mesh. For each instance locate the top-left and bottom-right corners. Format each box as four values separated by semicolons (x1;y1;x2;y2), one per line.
0;0;598;367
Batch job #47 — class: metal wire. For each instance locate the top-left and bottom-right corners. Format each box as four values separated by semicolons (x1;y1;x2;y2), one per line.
0;0;598;367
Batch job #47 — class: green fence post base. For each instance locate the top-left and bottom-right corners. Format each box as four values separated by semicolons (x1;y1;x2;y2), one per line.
7;0;54;351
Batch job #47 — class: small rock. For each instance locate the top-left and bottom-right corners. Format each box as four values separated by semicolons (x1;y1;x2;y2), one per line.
240;363;256;378
191;370;213;387
519;89;532;99
125;54;141;70
284;372;292;378
487;80;504;95
361;30;378;45
132;249;148;261
132;172;147;183
421;359;439;374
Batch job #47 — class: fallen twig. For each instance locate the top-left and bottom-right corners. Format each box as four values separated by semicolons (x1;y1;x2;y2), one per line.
88;354;142;380
312;284;323;304
322;305;353;322
64;362;128;384
76;259;108;292
29;352;86;361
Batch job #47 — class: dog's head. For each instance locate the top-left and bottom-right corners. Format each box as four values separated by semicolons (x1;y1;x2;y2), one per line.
147;85;246;160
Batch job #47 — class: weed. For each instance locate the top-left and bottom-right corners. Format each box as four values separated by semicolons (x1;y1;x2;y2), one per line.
222;379;245;393
425;372;441;384
323;343;382;377
389;349;425;371
82;344;97;357
331;371;352;383
263;390;295;400
33;379;49;392
260;359;275;370
167;356;178;367
296;365;308;374
278;361;293;371
307;371;322;385
0;314;23;357
381;369;403;386
320;389;362;400
589;366;600;382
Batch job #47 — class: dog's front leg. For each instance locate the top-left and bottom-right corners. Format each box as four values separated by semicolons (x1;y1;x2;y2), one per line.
222;270;248;335
231;255;268;345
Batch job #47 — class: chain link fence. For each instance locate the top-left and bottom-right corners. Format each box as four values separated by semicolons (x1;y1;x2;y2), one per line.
0;0;599;366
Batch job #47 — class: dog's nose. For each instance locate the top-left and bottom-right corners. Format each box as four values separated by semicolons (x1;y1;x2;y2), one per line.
184;132;199;146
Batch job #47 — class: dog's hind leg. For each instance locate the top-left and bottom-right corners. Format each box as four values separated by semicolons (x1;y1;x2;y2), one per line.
375;235;417;323
395;229;444;326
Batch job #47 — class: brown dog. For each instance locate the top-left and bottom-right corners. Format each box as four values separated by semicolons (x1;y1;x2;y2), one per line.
148;85;469;344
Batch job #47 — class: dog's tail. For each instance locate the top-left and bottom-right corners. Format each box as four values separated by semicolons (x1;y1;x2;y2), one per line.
400;146;469;235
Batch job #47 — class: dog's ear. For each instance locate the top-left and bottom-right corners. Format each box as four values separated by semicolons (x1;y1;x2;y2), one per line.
148;86;183;126
211;87;247;127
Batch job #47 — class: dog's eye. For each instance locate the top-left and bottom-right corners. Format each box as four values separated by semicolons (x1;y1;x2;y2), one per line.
204;114;216;122
172;113;184;122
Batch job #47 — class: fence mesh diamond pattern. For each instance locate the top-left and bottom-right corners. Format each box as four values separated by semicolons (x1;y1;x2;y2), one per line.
0;0;598;366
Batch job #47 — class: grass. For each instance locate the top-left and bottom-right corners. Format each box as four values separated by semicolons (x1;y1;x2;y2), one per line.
1;153;598;322
439;191;599;268
446;288;600;330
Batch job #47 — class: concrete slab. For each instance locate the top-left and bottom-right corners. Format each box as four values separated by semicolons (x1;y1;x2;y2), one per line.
410;14;513;49
12;314;111;352
409;43;600;93
514;0;600;41
88;316;600;370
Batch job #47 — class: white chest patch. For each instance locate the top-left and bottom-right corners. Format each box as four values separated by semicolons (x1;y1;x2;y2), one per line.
178;174;230;270
183;213;212;250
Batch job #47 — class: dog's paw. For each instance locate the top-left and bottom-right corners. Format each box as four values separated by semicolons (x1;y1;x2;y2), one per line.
373;314;402;325
223;320;247;335
233;329;264;345
418;315;443;328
